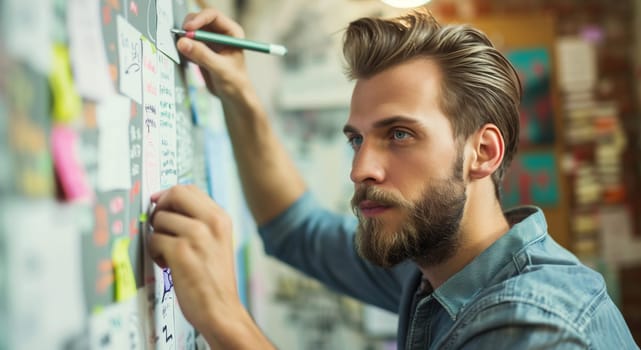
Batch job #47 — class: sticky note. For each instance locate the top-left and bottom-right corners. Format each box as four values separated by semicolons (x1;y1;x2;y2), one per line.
96;94;132;191
49;44;82;122
5;0;53;74
67;0;115;101
141;38;161;212
156;0;181;63
116;15;143;104
2;200;86;349
112;237;137;301
51;126;93;202
158;54;178;189
89;296;142;349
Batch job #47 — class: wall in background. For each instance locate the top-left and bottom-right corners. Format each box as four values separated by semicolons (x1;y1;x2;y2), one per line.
0;0;251;348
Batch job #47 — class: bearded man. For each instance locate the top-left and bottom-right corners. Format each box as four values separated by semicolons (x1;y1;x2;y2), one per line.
148;8;638;350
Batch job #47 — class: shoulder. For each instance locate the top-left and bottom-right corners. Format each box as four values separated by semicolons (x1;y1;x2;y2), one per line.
470;262;606;330
448;263;625;349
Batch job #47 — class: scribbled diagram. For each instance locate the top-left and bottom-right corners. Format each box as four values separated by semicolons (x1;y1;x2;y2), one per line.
161;267;174;302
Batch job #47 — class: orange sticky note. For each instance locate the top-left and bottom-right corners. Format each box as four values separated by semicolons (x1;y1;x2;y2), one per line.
112;238;137;301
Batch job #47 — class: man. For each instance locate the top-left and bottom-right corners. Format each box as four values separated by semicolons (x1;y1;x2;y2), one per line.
148;8;638;349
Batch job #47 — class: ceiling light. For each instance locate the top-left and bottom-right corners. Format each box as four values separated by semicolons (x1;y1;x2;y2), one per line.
380;0;431;8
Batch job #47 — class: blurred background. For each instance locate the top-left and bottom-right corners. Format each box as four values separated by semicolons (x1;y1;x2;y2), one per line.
0;0;640;349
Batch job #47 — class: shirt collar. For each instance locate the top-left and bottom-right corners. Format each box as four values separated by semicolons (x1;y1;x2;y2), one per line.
431;206;547;320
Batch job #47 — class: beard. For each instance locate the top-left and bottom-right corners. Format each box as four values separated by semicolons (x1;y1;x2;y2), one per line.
351;154;466;268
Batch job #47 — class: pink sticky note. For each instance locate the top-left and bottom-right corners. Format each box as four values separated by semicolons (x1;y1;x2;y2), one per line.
51;126;93;202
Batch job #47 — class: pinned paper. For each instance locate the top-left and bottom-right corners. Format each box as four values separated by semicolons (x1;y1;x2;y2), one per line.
128;110;144;286
4;0;53;74
67;0;115;101
0;100;10;191
89;294;143;349
2;200;87;349
176;103;194;181
112;238;137;301
96;94;132;191
154;266;176;350
129;113;143;181
51;126;93;202
173;295;196;350
158;53;178;189
49;44;82;122
156;0;181;63
117;15;143;103
141;38;161;211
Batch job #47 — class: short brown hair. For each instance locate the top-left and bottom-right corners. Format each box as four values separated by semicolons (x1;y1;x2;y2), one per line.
343;9;521;200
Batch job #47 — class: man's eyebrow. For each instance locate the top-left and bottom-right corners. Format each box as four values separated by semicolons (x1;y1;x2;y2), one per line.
343;116;420;134
343;124;358;134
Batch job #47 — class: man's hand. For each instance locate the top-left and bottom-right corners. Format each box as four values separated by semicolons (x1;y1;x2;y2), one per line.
175;6;306;229
148;185;237;335
176;8;252;99
147;185;273;349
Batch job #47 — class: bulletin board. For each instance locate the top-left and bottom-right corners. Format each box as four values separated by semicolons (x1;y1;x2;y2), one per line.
447;14;570;248
0;0;250;349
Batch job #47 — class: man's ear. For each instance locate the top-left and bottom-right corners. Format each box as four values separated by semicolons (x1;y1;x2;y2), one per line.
468;124;504;180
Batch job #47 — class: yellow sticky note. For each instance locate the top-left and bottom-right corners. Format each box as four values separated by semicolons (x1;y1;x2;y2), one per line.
112;237;137;301
49;44;82;122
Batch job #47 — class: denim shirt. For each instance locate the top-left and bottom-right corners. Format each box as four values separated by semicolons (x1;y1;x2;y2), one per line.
259;192;638;349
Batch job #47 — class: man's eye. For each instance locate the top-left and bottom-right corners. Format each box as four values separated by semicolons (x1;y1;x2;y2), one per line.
392;130;410;140
347;135;363;149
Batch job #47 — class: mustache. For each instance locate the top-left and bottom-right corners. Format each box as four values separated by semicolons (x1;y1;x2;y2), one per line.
351;186;412;213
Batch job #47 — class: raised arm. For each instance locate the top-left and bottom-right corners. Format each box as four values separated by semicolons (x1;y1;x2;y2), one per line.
176;8;306;225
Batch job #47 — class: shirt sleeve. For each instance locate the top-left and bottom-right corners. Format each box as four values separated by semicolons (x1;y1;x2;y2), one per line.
258;191;413;313
458;325;589;350
452;293;638;350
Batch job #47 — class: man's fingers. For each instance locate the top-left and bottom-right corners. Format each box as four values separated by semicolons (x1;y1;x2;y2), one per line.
182;12;198;28
182;8;244;38
153;184;224;222
177;37;228;73
147;232;177;269
148;231;206;281
152;210;209;241
151;189;168;203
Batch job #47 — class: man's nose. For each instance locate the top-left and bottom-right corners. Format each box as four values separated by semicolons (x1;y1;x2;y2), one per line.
350;142;385;185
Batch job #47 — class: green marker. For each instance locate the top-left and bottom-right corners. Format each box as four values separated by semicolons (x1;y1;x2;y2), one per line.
171;28;287;56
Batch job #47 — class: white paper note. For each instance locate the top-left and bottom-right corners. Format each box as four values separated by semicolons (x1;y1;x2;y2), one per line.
97;94;132;191
0;99;11;190
176;103;194;180
67;0;115;101
141;39;161;212
154;266;177;350
156;0;181;63
117;15;143;104
158;54;178;189
173;292;196;349
89;294;144;349
3;200;86;350
3;0;53;74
